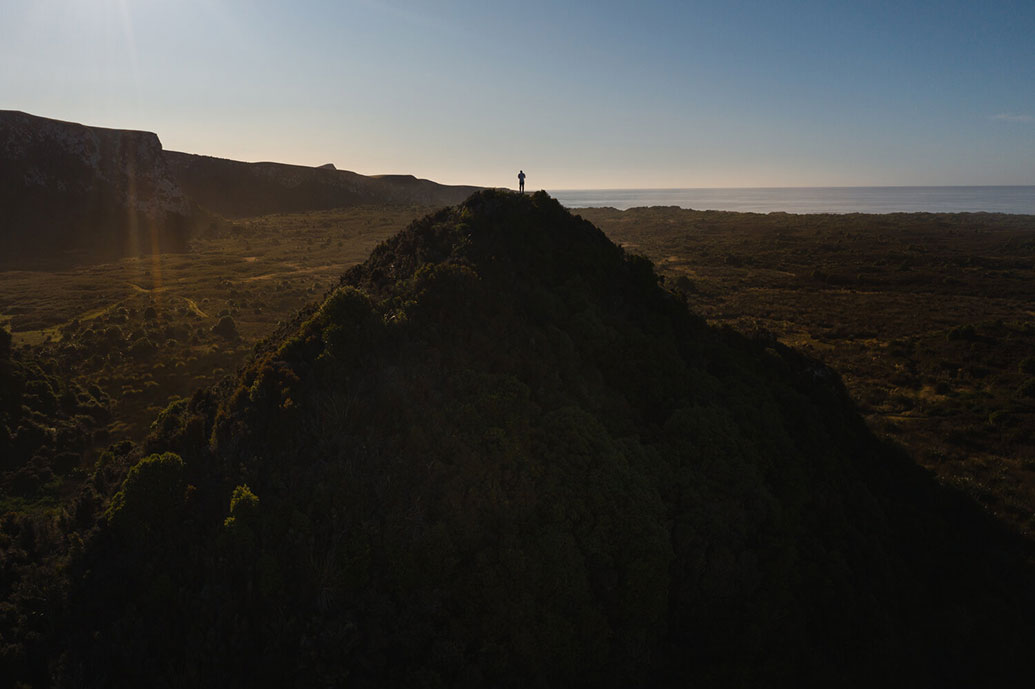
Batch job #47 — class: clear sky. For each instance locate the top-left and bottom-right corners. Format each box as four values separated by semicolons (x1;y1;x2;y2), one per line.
2;0;1033;189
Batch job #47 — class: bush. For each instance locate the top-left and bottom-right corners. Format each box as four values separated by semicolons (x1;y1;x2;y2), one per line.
224;483;260;528
103;326;124;345
947;324;977;341
672;275;697;294
211;316;239;340
127;337;157;360
223;484;262;564
284;286;381;365
104;452;186;544
149;398;188;447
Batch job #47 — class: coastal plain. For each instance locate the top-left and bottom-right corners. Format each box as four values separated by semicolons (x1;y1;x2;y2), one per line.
3;203;1034;537
580;206;1035;536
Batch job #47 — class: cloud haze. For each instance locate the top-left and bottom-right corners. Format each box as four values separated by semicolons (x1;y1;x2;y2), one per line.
990;113;1034;123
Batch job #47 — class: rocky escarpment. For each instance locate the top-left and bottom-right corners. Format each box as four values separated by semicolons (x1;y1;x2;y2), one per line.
0;110;481;264
0;111;198;265
165;150;481;218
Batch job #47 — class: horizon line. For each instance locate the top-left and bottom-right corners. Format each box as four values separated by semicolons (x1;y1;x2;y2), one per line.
549;184;1035;192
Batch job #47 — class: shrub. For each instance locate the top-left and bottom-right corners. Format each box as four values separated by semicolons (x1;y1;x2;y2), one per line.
306;286;381;362
149;398;188;446
127;337;157;360
103;325;124;345
224;484;260;528
947;324;976;341
672;275;697;294
989;410;1017;428
223;484;262;556
105;452;186;543
211;316;239;340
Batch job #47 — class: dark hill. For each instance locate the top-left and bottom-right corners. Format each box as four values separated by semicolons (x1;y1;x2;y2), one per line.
0;110;200;266
52;191;1034;687
164;150;481;218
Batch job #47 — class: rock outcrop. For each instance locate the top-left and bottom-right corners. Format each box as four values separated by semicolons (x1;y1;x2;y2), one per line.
0;110;482;265
0;110;196;265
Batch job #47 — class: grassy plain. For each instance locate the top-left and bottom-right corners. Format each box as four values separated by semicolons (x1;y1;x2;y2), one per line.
0;206;432;445
3;202;1033;536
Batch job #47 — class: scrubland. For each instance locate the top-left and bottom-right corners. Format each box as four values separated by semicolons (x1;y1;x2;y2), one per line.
2;194;1034;686
580;206;1035;536
0;206;428;511
3;204;1033;534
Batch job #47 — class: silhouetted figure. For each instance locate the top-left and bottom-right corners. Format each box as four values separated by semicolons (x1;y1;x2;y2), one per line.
518;170;526;193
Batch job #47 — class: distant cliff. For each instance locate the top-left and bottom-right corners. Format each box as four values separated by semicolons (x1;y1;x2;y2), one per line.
0;110;197;265
0;110;482;265
164;151;481;218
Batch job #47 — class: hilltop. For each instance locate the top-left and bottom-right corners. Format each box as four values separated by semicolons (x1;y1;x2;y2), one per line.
22;190;1030;687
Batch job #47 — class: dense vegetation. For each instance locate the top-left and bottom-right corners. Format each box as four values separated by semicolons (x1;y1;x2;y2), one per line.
6;191;1031;687
1;206;425;686
0;323;116;684
579;206;1035;536
0;335;111;510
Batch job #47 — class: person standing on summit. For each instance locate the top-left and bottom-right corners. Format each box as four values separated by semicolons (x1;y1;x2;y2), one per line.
518;170;526;193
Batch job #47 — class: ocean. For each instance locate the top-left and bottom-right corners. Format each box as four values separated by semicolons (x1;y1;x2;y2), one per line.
550;186;1035;215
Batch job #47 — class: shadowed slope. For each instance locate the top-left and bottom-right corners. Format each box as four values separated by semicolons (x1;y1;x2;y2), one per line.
58;191;1034;688
165;151;481;218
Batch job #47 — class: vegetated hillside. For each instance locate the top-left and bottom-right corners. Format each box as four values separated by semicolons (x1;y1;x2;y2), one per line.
165;150;481;218
0;326;111;505
39;192;1035;687
0;111;201;266
576;206;1035;536
0;325;116;674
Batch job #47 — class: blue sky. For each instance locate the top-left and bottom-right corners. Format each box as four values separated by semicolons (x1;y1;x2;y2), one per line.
2;0;1033;189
